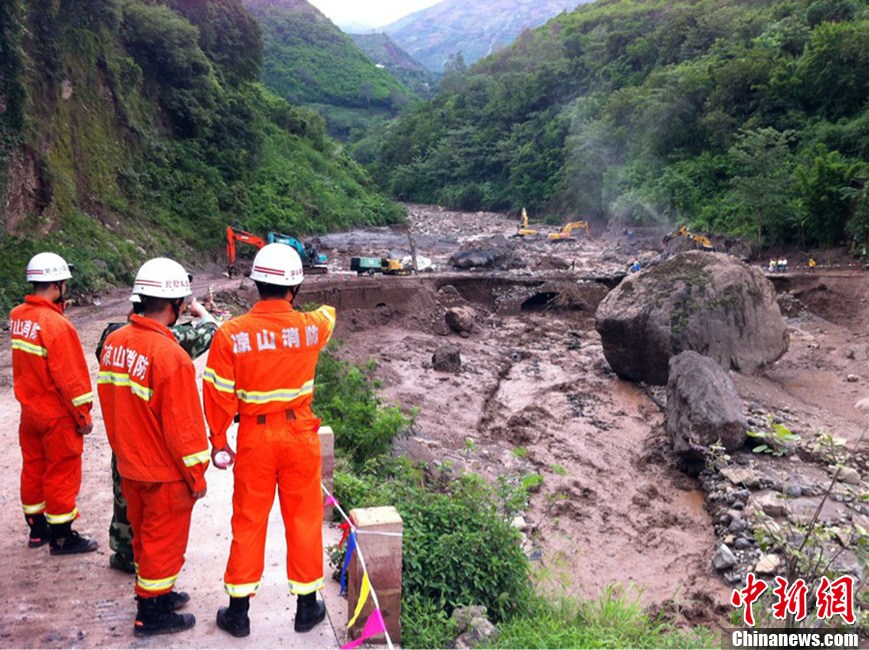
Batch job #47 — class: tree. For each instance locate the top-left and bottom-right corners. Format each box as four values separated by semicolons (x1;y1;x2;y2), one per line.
794;145;862;246
728;127;798;247
797;21;869;120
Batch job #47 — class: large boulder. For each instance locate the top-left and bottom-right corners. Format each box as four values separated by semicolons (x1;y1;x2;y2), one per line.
595;251;788;384
432;343;462;372
445;306;475;335
450;236;524;271
666;351;749;459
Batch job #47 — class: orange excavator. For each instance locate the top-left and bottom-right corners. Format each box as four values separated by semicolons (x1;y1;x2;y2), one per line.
226;226;267;277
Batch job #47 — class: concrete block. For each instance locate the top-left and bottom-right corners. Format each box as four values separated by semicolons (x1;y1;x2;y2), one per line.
348;506;402;644
320;425;334;519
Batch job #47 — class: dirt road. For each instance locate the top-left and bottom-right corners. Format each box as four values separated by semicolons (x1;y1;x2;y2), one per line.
1;204;866;645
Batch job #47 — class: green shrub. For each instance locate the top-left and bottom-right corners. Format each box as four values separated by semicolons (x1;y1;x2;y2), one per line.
402;592;459;649
334;463;532;625
485;589;717;649
313;342;412;468
121;1;218;137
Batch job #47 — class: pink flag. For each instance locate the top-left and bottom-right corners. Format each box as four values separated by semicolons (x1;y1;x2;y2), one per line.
324;495;337;507
341;608;386;649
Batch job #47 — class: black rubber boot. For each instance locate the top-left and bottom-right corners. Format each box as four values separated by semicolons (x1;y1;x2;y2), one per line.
164;591;190;611
49;522;99;555
25;513;50;548
108;553;136;574
134;594;196;636
294;593;326;633
216;596;250;638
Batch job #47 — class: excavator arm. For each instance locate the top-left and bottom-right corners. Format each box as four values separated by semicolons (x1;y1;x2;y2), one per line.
516;207;538;237
663;225;715;251
226;226;267;276
547;220;590;241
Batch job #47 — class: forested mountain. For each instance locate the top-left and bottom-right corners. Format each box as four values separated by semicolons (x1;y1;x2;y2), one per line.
382;0;590;72
243;0;416;139
368;0;869;250
350;33;437;99
0;0;403;313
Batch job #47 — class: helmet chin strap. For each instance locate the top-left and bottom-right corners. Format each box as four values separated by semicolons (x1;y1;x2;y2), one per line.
169;298;184;326
52;281;66;308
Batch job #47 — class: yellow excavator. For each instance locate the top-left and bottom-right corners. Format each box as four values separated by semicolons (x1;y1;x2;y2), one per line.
663;225;715;252
548;221;590;242
515;208;538;237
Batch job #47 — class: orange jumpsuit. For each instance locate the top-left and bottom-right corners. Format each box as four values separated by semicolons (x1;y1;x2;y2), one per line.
97;315;209;598
11;295;93;524
203;300;336;598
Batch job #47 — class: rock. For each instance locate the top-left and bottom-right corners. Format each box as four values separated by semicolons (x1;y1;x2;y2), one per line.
453;606;487;631
445;306;476;334
595;252;788;385
837;467;861;485
450;239;524;271
720;467;760;488
712;544;737;571
845;345;868;361
734;537;752;550
752;492;790;518
511;516;528;531
453;606;499;648
432;344;462;373
755;554;781;574
728;516;748;533
665;351;749;459
845;374;859;383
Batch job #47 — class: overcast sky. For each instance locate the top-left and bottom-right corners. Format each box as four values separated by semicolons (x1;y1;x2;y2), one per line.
307;0;441;30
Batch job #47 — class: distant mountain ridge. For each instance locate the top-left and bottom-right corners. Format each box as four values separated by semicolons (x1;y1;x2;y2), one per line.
243;0;419;139
350;33;437;97
381;0;589;72
243;0;410;109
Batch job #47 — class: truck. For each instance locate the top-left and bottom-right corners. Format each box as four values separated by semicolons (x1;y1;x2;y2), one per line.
350;257;413;276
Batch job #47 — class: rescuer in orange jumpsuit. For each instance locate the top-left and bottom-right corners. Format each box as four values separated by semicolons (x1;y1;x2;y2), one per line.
204;243;335;638
11;252;98;555
97;258;210;637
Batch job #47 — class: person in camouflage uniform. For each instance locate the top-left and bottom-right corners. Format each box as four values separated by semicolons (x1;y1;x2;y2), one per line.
96;297;218;574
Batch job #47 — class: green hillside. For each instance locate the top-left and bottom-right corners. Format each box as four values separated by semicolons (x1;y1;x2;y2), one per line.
369;0;869;251
0;0;403;314
244;0;416;140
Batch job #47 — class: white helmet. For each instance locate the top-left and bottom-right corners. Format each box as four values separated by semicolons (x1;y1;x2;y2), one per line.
26;252;72;282
131;258;192;300
250;243;304;286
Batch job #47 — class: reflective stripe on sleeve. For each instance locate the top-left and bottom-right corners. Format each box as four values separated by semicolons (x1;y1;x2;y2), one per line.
236;380;314;405
22;501;47;515
137;573;179;593
71;391;94;407
225;581;260;598
12;340;48;357
45;507;79;524
203;368;236;394
289;577;324;595
97;371;153;402
182;449;210;467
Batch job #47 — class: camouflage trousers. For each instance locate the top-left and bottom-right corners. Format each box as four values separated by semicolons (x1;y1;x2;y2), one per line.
109;453;133;559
